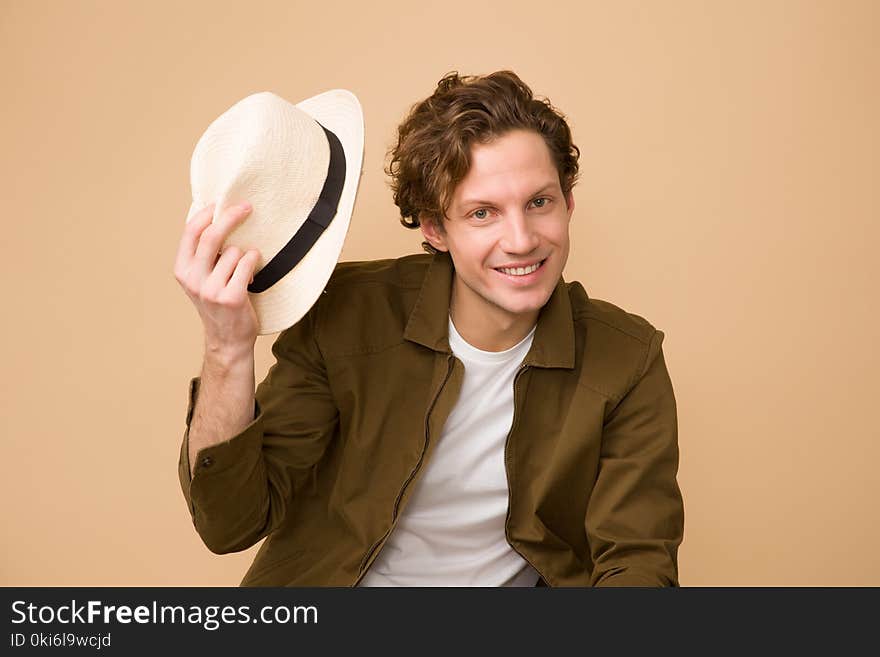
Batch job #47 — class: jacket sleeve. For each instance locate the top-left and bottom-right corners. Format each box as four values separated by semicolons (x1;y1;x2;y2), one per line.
177;302;338;554
586;328;685;586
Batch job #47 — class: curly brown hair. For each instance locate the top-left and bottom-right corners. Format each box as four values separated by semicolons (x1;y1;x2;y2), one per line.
387;70;580;254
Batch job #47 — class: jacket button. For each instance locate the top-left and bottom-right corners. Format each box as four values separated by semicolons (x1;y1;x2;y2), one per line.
199;455;214;469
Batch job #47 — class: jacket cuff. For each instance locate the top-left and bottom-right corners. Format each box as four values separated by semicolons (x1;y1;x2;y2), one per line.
177;376;263;520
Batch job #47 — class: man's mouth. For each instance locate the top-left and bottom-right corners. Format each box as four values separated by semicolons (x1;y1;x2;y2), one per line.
494;259;546;277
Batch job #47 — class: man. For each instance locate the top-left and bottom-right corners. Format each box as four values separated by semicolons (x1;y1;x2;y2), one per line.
174;71;684;586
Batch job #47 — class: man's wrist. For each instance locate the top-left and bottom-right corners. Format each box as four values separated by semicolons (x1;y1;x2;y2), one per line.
203;343;255;374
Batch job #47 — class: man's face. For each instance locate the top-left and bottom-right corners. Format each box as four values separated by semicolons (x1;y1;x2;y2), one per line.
421;129;574;328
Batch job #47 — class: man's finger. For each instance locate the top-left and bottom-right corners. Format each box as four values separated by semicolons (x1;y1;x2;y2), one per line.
228;250;261;291
174;202;216;275
192;202;252;280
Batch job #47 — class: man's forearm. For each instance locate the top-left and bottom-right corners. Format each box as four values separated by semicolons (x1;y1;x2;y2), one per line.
187;348;256;478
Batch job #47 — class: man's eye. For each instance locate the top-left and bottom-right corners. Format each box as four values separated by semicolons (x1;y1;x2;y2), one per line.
532;197;549;208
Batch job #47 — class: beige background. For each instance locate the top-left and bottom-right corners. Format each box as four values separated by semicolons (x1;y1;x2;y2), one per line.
2;0;877;586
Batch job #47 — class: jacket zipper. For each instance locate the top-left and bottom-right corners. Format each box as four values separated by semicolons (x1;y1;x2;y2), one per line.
504;363;552;586
352;353;456;585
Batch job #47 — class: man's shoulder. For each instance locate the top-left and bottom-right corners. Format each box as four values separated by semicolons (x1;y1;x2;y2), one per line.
562;281;664;399
295;254;432;357
324;253;433;293
565;280;658;346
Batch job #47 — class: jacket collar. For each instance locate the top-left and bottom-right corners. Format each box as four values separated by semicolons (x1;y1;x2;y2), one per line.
403;251;575;369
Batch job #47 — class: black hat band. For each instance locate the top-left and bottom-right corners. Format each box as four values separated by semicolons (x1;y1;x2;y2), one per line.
247;123;346;294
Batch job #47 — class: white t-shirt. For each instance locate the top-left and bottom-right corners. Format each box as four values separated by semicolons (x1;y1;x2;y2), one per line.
358;316;541;586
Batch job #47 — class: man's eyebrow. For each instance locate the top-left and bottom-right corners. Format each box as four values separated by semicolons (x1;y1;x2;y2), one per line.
457;182;558;208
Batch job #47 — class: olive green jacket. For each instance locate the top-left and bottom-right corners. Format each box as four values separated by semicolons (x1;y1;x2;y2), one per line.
178;251;684;586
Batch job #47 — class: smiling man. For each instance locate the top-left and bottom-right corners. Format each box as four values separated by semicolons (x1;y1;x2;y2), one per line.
176;70;685;587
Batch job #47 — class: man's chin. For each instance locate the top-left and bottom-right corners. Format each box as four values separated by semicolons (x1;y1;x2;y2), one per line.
491;292;552;319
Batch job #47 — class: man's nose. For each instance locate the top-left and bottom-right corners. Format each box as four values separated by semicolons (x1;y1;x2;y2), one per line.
499;211;540;254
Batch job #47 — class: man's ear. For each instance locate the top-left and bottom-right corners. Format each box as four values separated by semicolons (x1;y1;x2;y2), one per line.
564;190;575;217
419;214;448;252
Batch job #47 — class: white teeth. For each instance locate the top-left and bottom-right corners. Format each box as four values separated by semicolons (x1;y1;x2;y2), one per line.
499;262;540;276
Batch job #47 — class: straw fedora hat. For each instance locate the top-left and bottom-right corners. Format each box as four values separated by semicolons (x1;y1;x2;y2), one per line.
186;89;364;335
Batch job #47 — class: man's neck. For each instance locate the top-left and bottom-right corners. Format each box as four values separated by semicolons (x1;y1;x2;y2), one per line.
449;278;539;352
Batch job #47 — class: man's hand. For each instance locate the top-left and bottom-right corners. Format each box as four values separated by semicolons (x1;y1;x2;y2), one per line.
173;201;262;360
